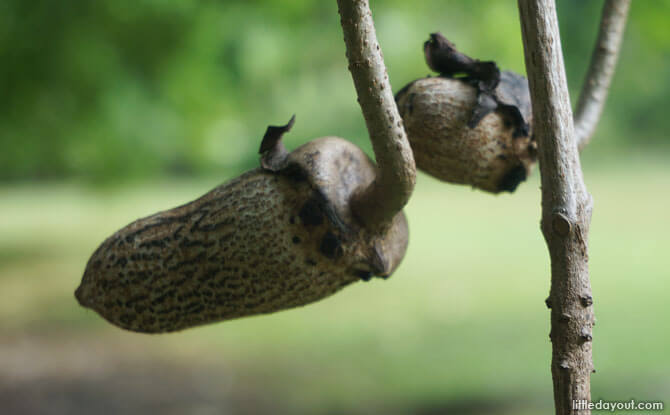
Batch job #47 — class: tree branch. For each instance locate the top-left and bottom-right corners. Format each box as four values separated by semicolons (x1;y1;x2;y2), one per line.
574;0;631;151
517;1;595;414
336;0;416;228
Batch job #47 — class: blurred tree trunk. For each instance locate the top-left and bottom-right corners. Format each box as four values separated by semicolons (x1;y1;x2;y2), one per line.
518;0;629;413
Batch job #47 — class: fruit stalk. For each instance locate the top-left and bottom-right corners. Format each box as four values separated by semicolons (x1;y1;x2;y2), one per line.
337;0;416;228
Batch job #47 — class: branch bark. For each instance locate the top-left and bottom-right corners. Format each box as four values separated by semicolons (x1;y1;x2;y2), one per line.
517;1;595;414
336;0;416;228
574;0;631;151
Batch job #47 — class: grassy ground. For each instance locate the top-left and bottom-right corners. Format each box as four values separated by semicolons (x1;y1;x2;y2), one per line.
1;156;668;414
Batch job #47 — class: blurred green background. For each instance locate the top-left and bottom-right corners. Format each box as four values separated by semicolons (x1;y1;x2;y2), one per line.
1;0;668;414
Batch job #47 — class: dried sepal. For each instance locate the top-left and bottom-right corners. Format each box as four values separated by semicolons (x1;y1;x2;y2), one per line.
259;114;295;171
395;33;537;193
423;32;532;138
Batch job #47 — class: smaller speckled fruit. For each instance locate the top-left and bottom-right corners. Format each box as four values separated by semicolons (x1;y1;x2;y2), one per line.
75;119;408;333
396;75;537;193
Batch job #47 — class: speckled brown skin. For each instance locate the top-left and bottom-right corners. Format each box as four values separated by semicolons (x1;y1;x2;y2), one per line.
396;76;537;193
75;137;408;333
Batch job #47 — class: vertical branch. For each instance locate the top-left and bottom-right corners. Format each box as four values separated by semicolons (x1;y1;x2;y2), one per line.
517;1;595;414
337;0;416;228
574;0;631;151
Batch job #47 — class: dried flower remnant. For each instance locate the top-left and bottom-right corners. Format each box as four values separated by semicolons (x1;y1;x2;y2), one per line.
397;33;537;193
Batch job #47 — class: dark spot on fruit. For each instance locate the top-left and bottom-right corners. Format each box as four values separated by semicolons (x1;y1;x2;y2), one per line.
497;164;527;192
305;259;317;266
289;216;295;224
319;231;342;259
355;270;373;281
292;236;301;244
282;163;308;182
299;197;323;226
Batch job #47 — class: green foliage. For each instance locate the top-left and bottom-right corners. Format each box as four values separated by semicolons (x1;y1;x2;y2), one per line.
1;0;668;182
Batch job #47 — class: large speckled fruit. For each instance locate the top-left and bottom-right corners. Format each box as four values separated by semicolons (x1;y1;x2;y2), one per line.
75;128;408;333
396;74;537;193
